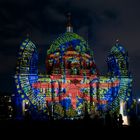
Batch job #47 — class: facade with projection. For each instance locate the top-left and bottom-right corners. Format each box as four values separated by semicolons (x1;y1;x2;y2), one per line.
14;17;132;119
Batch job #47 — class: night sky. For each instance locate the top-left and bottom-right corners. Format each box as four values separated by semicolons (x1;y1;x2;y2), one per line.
0;0;140;98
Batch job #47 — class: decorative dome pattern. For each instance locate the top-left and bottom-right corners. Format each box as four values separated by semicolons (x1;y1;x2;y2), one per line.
111;43;126;55
47;32;93;56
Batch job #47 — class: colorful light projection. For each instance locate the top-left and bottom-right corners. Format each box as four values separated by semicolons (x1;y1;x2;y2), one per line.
107;43;132;113
15;33;132;119
15;39;46;114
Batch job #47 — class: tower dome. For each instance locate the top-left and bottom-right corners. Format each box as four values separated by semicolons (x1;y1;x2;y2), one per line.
45;13;98;75
47;32;92;55
47;13;93;57
46;32;97;75
107;41;129;76
110;42;126;55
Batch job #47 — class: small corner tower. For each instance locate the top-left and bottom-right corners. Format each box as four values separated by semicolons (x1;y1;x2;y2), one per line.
107;40;129;77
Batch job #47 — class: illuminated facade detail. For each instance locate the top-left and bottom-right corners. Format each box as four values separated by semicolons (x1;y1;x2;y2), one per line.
15;26;132;119
107;42;132;113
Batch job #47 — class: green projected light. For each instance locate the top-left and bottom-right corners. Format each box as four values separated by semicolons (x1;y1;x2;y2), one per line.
15;32;132;120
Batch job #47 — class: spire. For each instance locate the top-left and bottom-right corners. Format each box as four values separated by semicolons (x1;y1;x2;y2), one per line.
115;39;119;46
66;12;73;32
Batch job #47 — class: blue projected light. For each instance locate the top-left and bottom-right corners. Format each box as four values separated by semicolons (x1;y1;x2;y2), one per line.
15;31;132;119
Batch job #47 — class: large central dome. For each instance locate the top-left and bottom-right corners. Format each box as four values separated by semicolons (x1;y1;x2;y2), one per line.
46;32;98;75
47;32;93;56
46;13;98;75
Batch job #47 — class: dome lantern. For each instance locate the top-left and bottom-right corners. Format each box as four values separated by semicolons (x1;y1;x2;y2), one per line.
66;12;73;33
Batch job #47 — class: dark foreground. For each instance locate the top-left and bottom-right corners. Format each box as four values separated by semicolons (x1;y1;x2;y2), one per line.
0;119;134;130
1;119;140;137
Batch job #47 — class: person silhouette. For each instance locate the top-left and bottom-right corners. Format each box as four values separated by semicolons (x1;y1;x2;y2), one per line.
118;114;123;128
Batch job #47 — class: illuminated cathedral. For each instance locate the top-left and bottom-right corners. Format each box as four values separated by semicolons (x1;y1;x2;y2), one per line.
15;15;132;120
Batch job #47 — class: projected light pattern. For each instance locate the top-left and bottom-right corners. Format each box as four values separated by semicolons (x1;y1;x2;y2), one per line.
15;33;132;119
15;39;46;114
107;43;132;113
47;32;92;56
